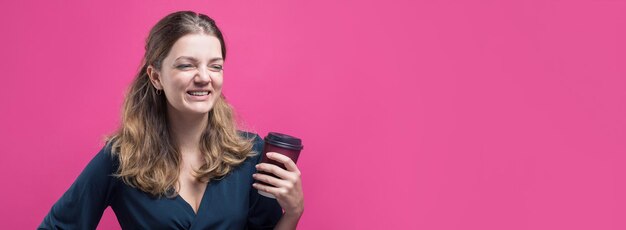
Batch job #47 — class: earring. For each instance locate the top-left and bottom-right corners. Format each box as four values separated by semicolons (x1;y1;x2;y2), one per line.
156;89;162;95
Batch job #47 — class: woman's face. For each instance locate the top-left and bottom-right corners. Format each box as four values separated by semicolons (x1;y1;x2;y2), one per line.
148;33;224;116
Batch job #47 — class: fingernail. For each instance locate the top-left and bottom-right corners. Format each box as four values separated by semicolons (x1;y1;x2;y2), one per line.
266;152;272;157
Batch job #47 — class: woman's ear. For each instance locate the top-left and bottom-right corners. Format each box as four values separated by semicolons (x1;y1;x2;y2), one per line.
146;65;163;90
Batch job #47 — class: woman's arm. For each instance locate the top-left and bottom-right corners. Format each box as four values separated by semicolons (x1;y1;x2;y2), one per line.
39;143;117;230
274;211;303;230
253;152;305;230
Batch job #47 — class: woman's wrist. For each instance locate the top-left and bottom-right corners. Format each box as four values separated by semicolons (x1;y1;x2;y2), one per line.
284;209;303;219
274;210;303;230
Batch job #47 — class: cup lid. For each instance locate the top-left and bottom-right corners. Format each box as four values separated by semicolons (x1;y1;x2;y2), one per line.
264;132;304;150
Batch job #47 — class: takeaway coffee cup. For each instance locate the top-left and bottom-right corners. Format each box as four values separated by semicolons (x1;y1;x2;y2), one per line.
257;132;304;199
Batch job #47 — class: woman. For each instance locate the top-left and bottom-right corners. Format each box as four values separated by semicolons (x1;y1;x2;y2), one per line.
39;11;304;230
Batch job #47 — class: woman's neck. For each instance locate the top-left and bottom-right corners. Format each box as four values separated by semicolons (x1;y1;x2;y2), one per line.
166;106;208;155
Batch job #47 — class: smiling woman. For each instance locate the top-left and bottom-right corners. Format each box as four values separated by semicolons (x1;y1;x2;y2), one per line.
38;10;304;230
148;34;225;116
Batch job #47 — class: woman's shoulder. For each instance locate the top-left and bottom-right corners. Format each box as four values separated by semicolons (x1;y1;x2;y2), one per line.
92;140;119;171
63;141;120;193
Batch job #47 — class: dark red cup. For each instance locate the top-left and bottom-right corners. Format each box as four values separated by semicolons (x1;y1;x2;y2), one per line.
256;132;303;198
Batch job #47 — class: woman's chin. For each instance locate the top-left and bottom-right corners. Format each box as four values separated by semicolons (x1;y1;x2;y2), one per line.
168;101;215;117
189;107;212;115
181;102;214;115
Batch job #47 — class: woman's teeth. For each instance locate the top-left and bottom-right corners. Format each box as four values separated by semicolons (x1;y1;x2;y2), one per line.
188;91;209;96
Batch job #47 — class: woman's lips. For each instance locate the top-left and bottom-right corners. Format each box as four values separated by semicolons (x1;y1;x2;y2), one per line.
187;91;209;96
186;90;211;100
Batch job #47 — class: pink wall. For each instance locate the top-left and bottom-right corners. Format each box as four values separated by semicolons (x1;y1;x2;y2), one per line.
1;0;624;229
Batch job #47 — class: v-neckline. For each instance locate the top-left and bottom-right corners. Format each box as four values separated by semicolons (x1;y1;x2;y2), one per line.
176;182;210;215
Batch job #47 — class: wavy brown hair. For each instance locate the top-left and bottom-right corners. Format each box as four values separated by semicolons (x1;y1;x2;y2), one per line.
106;11;255;197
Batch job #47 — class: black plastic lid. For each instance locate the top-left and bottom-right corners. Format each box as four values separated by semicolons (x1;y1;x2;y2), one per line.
264;132;304;150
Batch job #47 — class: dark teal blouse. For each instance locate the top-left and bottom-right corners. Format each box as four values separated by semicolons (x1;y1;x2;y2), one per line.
39;132;283;230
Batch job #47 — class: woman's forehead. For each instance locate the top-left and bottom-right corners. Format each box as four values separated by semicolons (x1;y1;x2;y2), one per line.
167;34;223;61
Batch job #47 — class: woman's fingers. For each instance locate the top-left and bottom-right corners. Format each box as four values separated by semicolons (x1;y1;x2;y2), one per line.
253;152;305;215
252;182;286;197
252;173;289;188
266;152;300;173
256;152;301;180
255;163;293;180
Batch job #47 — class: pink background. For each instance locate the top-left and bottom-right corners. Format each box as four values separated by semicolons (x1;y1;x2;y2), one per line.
1;0;625;229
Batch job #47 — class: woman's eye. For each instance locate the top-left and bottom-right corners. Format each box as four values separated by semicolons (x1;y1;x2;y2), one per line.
177;64;193;69
211;65;223;71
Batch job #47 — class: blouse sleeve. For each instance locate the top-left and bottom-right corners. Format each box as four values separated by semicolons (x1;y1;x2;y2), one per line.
245;133;284;230
38;143;118;230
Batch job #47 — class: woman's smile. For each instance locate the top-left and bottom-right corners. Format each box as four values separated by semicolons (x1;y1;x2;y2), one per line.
186;89;212;101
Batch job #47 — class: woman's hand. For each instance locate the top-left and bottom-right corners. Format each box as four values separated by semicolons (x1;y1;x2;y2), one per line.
252;152;304;216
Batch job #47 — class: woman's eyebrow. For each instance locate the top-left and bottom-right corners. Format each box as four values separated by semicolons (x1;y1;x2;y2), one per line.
209;57;224;62
175;56;197;62
175;56;223;62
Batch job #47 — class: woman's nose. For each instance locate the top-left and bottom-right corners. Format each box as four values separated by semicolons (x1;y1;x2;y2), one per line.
195;67;212;83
